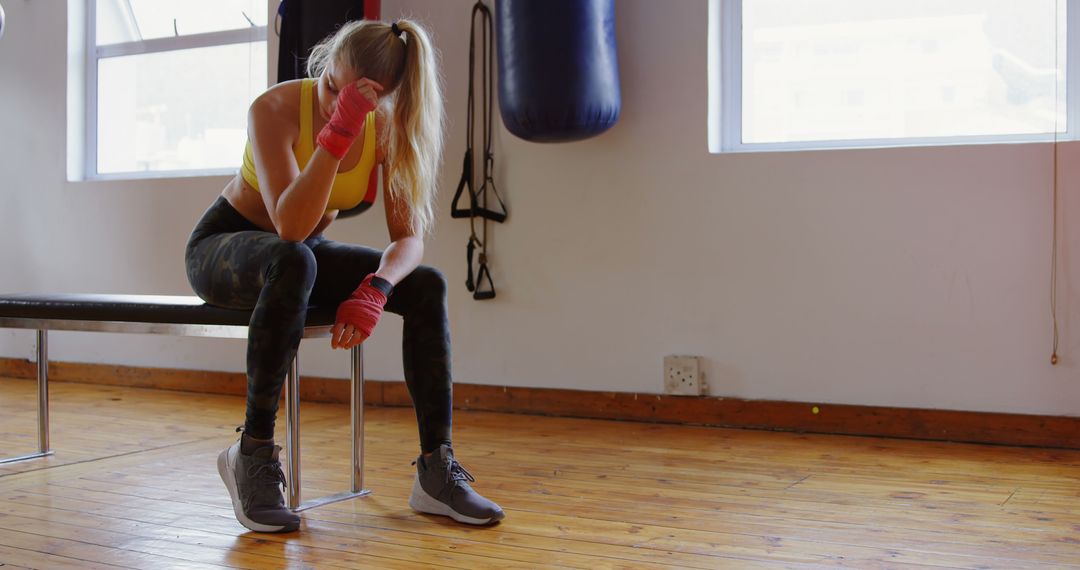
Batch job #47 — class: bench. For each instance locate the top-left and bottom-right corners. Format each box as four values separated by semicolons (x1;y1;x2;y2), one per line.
0;293;368;512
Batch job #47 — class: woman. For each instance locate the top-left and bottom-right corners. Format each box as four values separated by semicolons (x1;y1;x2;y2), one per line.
185;19;503;533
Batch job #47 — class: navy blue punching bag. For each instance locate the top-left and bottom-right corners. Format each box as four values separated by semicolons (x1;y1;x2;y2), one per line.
496;0;621;142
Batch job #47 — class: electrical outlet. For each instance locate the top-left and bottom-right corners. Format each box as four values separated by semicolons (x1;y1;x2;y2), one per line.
664;355;705;396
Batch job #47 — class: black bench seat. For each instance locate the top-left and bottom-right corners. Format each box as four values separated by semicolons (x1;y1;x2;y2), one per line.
0;293;368;512
0;293;338;336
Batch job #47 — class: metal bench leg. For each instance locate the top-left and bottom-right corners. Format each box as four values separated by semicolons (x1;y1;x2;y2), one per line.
351;344;365;493
286;345;370;512
285;354;301;510
0;329;54;465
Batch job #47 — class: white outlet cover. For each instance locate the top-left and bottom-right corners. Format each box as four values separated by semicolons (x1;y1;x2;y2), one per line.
664;355;704;396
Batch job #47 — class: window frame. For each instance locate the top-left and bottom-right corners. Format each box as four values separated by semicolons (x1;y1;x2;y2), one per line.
84;0;268;180
710;0;1080;154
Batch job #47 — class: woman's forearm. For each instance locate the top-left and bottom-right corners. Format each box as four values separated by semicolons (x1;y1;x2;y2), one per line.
375;236;425;285
274;149;339;241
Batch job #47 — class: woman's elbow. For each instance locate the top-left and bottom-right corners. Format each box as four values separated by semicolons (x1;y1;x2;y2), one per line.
277;231;306;243
269;206;312;242
392;233;424;250
275;220;310;242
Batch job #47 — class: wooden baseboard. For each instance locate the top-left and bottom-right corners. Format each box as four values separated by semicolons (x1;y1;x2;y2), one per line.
2;357;1076;449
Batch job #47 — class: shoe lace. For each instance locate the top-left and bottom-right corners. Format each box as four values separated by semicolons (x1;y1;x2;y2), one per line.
248;461;288;487
411;453;477;486
447;458;476;485
244;460;288;510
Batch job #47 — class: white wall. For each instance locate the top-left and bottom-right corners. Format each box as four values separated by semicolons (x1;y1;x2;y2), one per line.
1;0;1078;417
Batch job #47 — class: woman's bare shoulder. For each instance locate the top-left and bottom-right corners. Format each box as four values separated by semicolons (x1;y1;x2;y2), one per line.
251;80;304;116
249;80;304;134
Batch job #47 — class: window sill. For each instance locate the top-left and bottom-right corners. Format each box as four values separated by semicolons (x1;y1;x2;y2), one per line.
71;169;238;183
711;132;1074;155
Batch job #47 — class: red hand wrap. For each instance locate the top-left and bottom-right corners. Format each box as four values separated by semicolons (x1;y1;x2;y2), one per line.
316;83;376;160
335;274;388;339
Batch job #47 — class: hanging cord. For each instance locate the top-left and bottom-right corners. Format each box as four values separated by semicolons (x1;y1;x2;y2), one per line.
452;1;508;300
1050;0;1061;365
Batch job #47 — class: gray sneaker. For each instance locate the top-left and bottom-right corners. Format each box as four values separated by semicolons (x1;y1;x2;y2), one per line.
408;444;505;525
217;439;300;533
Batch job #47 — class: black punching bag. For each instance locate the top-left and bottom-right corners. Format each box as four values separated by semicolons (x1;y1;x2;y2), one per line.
496;0;621;143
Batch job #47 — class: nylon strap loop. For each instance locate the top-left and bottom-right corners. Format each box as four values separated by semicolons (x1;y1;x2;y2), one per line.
455;1;507;300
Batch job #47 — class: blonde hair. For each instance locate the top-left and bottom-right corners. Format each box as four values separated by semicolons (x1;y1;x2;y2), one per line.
307;19;445;235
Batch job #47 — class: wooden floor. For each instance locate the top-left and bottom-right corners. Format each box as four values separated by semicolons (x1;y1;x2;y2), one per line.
0;379;1077;569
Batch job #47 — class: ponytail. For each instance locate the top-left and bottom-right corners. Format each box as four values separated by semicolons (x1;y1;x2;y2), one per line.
387;20;444;236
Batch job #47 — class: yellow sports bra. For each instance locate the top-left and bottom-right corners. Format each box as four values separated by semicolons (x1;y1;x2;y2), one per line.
240;78;378;212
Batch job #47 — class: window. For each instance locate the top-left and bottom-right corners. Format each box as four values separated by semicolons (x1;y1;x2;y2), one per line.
710;0;1073;152
86;0;267;178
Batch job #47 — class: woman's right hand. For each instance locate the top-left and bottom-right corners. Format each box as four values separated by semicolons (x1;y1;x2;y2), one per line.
317;78;384;159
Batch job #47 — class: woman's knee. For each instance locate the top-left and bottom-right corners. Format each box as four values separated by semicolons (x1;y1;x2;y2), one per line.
266;240;317;290
408;266;448;299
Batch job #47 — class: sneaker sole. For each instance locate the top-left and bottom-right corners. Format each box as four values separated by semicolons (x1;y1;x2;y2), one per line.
217;446;299;533
408;477;504;525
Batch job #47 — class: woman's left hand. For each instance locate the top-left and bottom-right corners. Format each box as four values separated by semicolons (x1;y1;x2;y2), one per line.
332;274;389;349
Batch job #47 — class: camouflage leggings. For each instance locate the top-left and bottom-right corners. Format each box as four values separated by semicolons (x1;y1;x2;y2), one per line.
185;196;452;453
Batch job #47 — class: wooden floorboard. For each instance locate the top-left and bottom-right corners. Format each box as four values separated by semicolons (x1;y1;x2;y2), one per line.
0;377;1078;569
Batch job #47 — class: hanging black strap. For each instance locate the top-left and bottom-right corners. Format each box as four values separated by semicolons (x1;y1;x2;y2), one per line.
473;260;496;300
464;236;495;300
452;156;507;222
456;1;506;300
452;3;507;223
465;236;477;292
450;149;476;219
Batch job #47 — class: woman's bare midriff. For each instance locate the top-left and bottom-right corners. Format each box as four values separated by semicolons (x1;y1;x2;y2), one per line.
222;176;276;232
